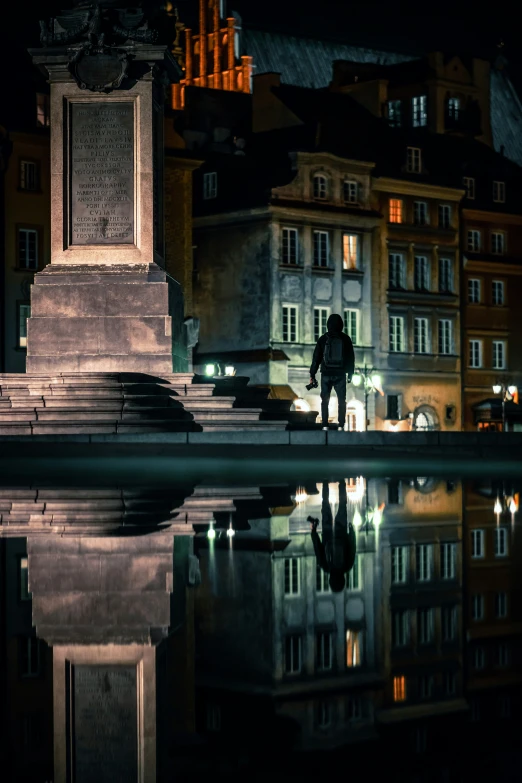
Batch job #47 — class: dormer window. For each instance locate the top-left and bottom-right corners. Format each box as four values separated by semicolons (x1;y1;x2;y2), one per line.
313;174;328;200
203;172;217;200
406;147;422;174
447;97;460;122
387;100;402;128
343;180;359;204
493;181;506;203
412;95;427;127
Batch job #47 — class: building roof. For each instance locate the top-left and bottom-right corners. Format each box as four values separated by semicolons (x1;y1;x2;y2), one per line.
243;27;522;168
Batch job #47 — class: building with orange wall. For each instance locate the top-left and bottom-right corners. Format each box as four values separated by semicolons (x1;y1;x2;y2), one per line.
171;0;253;110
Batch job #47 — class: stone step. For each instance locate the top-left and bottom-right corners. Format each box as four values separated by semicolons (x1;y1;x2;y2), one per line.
28;421;194;435
188;408;265;422
200;421;287;431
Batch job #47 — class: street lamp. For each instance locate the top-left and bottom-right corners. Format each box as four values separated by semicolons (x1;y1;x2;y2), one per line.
352;365;383;431
492;383;518;432
352;479;385;534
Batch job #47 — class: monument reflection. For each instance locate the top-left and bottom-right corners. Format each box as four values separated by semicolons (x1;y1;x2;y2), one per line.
1;476;521;782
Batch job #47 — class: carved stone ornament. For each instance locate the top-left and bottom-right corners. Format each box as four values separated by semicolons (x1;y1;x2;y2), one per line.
70;44;129;91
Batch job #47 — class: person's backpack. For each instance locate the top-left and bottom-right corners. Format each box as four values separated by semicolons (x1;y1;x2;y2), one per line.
323;334;344;370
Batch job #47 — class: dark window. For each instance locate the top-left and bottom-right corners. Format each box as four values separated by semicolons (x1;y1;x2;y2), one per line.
387;394;400;419
388;480;401;504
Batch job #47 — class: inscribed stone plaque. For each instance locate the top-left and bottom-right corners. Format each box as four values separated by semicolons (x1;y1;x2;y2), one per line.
71;102;134;245
73;665;138;783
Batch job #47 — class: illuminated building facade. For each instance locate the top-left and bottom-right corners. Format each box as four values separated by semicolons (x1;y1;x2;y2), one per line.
171;0;253;110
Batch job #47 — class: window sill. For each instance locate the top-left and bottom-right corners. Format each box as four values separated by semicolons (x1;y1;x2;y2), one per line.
279;263;303;270
312;266;334;274
342;268;363;276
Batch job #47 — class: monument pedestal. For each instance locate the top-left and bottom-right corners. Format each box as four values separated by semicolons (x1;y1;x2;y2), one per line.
27;263;180;374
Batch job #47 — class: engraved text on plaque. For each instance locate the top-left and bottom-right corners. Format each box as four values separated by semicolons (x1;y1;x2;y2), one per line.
73;665;138;783
71;102;134;245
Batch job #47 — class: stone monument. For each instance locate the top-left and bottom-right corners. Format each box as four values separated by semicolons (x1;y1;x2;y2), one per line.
28;0;184;373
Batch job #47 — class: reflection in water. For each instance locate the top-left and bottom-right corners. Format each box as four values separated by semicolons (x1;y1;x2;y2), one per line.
0;476;521;781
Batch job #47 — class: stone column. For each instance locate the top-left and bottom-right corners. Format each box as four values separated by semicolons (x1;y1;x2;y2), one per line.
27;1;186;374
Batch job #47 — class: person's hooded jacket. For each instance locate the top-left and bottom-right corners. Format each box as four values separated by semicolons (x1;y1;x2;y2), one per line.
309;314;355;377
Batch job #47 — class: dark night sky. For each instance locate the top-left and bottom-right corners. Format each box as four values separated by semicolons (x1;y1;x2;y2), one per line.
2;0;522;99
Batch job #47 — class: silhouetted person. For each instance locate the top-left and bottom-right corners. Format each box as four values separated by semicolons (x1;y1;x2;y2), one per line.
309;313;355;431
309;481;356;593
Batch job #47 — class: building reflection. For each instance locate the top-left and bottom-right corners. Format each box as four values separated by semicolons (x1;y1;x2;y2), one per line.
0;476;521;781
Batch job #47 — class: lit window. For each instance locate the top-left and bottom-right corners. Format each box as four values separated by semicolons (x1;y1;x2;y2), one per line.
419;675;433;699
412;95;428;127
416;544;433;581
417;608;434;644
284;557;300;594
413;201;429;226
389;316;404;353
469;339;483;369
387;99;402;127
493;181;506;203
495;591;507;619
346;629;362;667
203;171;217;199
316;700;331;728
347;554;362;590
467;230;481;252
392;609;410;647
36;93;50;127
20;160;39;191
393;675;407;702
391;545;408;583
313;174;328;200
316;632;333;671
20;637;41;678
495;643;509;667
439;258;453;293
494;527;508;557
444;672;456;695
438;319;453;355
471;594;484;621
284;635;302;674
313;230;329;267
281;227;298;265
388;253;406;290
471;529;484;558
406;147;422;173
441;606;457;642
447;97;460;121
316;565;330;593
491;231;505;255
468;278;481;304
492;280;505;306
492;340;506;371
414;317;430;354
18;228;38;270
389;198;403;223
343;180;359;204
314;307;329;341
282;305;298;343
344;309;358;346
438;204;452;228
440;543;456;579
414;256;430;291
463;177;475;199
18;304;31;349
342;233;359;270
19;556;31;601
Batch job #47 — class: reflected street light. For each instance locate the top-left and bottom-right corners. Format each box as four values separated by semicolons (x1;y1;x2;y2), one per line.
492;383;518;432
352;365;384;431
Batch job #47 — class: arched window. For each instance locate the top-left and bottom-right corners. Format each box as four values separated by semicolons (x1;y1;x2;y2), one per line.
413;406;438;431
313;174;328;200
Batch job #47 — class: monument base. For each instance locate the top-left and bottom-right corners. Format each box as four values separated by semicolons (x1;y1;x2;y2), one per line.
27;263;186;374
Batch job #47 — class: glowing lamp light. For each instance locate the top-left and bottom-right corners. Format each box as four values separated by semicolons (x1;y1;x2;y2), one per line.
295;488;308;504
205;363;216;377
225;365;236;377
508;385;517;396
373;506;383;528
371;374;382;389
352;374;362;387
207;522;216;540
492;383;502;394
353;509;363;529
509;498;517;514
494;498;502;516
294;398;311;413
226;523;235;538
